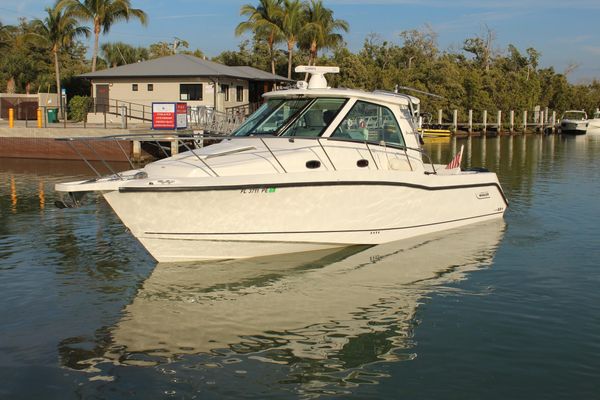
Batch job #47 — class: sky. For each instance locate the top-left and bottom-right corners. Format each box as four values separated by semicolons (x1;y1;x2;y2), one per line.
1;0;600;83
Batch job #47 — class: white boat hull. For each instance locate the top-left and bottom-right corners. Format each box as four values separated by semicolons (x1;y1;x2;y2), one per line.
103;171;507;262
560;120;588;135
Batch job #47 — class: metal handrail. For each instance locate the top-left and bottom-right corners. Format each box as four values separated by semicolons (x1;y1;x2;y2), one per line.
56;134;438;177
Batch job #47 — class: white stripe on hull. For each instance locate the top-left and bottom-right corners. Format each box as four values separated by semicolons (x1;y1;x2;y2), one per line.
137;212;501;262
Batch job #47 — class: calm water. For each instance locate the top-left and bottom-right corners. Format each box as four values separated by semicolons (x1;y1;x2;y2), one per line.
1;135;599;399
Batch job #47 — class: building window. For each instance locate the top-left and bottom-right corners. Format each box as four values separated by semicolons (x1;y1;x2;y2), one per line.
222;84;229;101
180;84;202;101
236;86;243;102
132;84;138;91
147;84;153;91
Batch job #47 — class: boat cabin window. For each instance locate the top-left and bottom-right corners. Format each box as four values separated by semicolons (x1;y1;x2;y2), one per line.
331;101;405;146
281;98;346;137
562;111;587;121
232;98;311;136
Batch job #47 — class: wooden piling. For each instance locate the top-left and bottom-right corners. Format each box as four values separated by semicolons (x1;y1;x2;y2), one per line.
510;110;515;133
452;109;458;132
497;110;502;133
523;110;528;133
437;109;443;126
468;110;473;134
133;141;141;162
483;110;487;134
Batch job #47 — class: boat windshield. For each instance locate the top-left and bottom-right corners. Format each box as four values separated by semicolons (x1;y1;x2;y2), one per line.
232;98;312;136
562;111;587;120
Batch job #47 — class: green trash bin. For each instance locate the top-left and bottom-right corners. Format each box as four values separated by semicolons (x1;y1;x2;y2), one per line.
47;108;58;123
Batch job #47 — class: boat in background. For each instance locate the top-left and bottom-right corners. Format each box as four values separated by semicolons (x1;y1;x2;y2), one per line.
420;128;452;142
55;66;507;262
558;110;588;135
586;109;600;136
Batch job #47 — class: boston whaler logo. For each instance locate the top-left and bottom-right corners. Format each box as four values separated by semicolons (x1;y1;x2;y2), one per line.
476;191;490;199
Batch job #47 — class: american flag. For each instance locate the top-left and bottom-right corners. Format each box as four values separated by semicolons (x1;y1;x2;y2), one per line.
445;145;464;169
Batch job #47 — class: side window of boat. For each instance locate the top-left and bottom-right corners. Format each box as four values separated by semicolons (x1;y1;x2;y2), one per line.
282;98;346;137
331;101;405;146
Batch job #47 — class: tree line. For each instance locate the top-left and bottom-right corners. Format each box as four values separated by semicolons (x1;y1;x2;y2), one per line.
0;0;599;117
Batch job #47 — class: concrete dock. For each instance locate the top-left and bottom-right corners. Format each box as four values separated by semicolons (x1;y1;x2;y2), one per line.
0;119;151;161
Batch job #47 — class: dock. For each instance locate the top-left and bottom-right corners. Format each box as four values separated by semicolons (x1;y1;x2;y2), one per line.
0;104;560;162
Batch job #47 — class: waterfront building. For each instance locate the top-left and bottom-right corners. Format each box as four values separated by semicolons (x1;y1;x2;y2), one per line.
81;54;291;124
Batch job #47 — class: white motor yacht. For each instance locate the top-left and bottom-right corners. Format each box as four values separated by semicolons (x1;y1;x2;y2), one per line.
55;66;508;262
558;110;588;135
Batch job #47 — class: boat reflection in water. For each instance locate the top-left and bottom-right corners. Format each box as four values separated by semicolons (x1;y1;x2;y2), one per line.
74;220;505;391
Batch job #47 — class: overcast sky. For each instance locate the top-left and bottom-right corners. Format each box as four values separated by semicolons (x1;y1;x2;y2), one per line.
1;0;599;82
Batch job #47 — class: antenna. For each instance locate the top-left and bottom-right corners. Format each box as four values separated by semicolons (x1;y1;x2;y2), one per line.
395;85;446;100
295;66;339;89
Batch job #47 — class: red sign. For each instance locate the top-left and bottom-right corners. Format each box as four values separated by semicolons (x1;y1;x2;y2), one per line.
176;102;188;129
152;103;176;129
152;102;187;130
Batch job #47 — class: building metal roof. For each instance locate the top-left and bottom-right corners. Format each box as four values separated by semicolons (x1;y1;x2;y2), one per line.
80;54;292;82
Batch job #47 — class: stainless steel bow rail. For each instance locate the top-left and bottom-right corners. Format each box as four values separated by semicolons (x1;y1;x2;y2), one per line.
55;133;438;179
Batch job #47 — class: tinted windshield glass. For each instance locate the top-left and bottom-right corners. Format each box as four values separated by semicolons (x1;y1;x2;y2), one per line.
281;98;346;137
232;98;311;136
563;112;586;120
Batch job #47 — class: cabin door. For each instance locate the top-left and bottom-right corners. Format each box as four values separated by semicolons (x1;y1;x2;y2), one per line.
96;84;109;113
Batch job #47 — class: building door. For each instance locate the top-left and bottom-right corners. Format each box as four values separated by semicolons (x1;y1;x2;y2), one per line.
96;84;109;113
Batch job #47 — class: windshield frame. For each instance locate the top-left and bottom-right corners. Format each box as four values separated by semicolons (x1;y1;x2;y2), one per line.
232;97;315;136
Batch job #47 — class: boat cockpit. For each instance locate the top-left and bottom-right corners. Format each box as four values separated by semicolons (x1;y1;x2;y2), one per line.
232;66;421;152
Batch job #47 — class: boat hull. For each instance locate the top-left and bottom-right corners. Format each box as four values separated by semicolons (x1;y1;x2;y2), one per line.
560;120;588;135
103;174;507;262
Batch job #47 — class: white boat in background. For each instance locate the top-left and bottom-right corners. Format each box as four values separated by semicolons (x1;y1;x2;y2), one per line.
55;66;507;262
558;110;588;135
586;110;600;136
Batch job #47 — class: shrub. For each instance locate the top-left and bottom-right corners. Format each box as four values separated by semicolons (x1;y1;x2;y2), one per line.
68;96;92;122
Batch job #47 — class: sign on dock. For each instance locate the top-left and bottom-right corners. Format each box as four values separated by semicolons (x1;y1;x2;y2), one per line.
152;102;187;130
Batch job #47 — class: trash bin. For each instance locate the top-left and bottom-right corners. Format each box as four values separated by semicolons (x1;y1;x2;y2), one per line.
47;108;58;123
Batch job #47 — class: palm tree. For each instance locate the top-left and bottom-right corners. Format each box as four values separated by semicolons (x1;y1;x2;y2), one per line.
101;41;148;67
301;0;348;67
30;1;90;115
235;0;283;75
59;0;147;72
277;0;304;79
